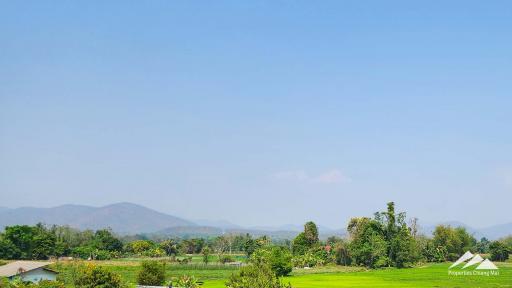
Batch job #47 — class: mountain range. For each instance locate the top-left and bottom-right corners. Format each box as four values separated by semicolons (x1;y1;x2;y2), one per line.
0;202;193;234
0;203;510;240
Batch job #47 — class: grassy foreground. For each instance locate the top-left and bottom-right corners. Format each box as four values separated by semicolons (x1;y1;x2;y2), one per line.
195;263;512;288
52;260;512;288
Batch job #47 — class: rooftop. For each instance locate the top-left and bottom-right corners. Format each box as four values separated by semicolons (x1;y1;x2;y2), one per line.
0;261;54;277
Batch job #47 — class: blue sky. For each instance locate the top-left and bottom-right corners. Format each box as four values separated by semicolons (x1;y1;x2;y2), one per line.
1;1;511;228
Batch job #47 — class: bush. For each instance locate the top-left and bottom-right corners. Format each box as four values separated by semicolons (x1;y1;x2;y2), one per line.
500;236;512;251
74;264;125;288
0;279;65;288
219;255;235;264
171;275;199;288
94;250;112;260
137;260;166;286
127;240;155;255
251;246;292;277
71;246;94;259
143;248;166;258
333;241;351;266
201;246;211;265
226;263;292;288
292;251;317;268
420;238;447;263
36;281;65;288
177;257;193;264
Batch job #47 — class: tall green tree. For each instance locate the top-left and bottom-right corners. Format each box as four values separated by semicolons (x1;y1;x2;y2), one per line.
93;229;123;252
304;221;319;246
201;246;211;265
333;239;351;266
251;246;293;277
382;203;418;267
390;225;418;267
348;218;389;268
476;237;490;253
160;239;179;256
291;233;308;256
292;221;319;256
0;237;20;259
243;237;260;257
4;225;36;259
32;230;56;260
489;241;510;262
432;225;476;261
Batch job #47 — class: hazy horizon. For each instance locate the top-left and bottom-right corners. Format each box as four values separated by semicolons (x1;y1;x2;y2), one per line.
0;201;509;232
2;1;512;229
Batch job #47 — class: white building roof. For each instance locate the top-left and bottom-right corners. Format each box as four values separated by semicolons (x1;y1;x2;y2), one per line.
0;261;54;277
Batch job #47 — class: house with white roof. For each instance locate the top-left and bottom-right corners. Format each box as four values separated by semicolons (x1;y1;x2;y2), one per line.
0;261;57;283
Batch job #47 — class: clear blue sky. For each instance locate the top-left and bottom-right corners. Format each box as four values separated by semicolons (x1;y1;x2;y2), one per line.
1;1;511;229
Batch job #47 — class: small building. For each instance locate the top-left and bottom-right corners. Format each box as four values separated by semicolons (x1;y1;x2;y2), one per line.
0;261;58;283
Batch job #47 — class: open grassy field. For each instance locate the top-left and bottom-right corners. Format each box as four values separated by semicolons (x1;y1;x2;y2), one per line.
51;257;240;284
51;259;512;288
207;263;512;288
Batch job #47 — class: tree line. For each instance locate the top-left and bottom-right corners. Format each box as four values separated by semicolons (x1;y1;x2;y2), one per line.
0;202;511;288
0;223;270;262
290;202;510;269
0;202;511;266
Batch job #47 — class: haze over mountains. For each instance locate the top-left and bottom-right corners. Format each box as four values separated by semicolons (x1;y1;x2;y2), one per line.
0;202;510;240
0;202;193;234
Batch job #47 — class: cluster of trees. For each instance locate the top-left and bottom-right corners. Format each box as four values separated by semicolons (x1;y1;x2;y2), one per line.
421;225;476;262
289;202;511;269
225;240;294;288
288;202;420;268
0;224;122;260
123;234;269;262
221;202;512;288
344;202;419;267
0;223;273;263
291;221;331;267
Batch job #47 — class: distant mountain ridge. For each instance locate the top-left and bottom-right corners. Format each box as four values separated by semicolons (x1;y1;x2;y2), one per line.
155;226;302;240
154;224;345;240
193;219;242;230
479;223;512;240
0;202;194;234
0;203;510;239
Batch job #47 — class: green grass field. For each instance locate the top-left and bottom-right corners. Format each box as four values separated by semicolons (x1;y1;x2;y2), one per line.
52;259;512;288
52;257;239;284
206;263;512;288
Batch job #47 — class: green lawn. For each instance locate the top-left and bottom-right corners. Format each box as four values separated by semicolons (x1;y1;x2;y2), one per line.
205;263;512;288
51;259;512;288
51;258;239;285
